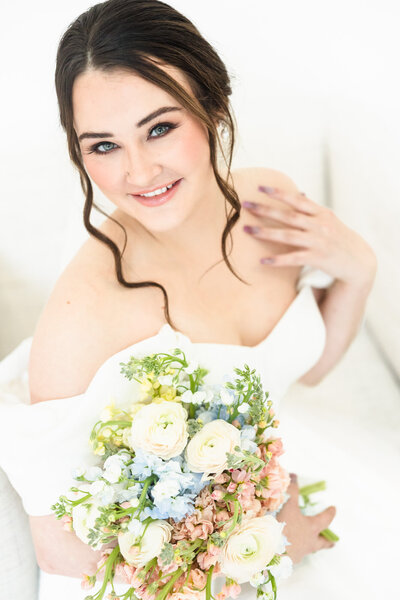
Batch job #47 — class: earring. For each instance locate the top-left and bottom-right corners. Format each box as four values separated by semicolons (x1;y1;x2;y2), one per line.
218;121;229;142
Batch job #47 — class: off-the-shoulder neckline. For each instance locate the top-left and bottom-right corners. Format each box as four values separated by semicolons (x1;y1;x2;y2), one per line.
26;285;313;405
115;284;309;355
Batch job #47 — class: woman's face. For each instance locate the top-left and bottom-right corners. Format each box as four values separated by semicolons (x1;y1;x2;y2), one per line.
72;65;215;233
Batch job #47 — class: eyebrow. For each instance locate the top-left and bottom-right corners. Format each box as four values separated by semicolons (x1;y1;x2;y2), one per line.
77;106;183;142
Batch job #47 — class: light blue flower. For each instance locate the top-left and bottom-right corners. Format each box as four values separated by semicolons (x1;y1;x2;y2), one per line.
241;425;257;441
146;494;196;521
241;439;258;453
195;408;218;424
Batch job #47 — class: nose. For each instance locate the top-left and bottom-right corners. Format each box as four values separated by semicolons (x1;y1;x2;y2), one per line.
124;144;162;186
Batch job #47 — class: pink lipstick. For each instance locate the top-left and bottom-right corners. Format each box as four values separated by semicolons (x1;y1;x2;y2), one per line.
129;178;182;207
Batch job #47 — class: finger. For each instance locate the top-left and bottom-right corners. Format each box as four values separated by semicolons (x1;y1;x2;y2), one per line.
314;534;336;552
258;186;321;216
311;506;337;532
260;250;313;266
242;202;313;231
244;226;314;248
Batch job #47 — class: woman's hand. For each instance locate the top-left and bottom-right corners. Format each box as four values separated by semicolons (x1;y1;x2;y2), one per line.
242;185;377;288
276;474;337;564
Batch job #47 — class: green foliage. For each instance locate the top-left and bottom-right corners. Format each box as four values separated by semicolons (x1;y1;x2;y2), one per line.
226;446;266;473
159;542;174;565
187;418;203;437
224;364;268;425
209;531;225;547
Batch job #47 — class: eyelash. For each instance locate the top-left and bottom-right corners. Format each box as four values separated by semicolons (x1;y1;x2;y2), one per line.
87;121;179;155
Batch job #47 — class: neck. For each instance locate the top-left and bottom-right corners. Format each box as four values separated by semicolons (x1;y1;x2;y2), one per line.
130;167;233;276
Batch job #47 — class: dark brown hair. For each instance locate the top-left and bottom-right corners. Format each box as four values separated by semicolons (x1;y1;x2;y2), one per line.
55;0;247;330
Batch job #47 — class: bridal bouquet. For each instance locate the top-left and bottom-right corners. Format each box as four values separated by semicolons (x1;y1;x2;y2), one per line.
52;347;294;600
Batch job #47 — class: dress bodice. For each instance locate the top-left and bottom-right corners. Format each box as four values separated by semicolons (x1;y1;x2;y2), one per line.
0;266;333;515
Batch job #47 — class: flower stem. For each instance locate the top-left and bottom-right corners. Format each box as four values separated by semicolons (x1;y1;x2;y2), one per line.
299;481;326;496
299;481;339;541
92;545;120;600
206;565;214;600
320;528;340;542
154;567;183;600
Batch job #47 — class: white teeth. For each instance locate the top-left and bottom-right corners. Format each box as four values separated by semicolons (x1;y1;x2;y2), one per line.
139;182;174;197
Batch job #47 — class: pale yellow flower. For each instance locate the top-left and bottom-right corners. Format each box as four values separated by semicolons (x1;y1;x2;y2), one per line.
159;385;177;401
94;442;106;456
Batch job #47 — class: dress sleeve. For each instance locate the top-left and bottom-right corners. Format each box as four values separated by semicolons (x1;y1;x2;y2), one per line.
0;338;101;517
296;265;335;292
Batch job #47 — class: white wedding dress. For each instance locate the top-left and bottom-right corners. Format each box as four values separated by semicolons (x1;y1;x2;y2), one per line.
0;266;392;600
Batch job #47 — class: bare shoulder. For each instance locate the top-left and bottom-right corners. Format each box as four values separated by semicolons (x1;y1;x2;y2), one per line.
232;166;300;198
28;215;149;404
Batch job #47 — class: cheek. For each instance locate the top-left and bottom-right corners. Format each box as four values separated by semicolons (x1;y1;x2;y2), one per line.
169;125;210;171
83;158;119;190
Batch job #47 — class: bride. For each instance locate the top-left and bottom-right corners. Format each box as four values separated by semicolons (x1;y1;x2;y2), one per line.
2;0;377;598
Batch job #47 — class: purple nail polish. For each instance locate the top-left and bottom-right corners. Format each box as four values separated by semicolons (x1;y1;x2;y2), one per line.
243;225;259;234
260;257;275;264
258;185;276;194
243;201;258;209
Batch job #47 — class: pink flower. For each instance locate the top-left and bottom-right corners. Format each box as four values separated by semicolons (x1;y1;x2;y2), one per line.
231;470;251;484
211;489;225;502
116;563;136;584
189;568;207;589
226;482;237;493
80;574;95;590
266;438;284;457
169;587;205;600
172;502;216;542
61;515;73;532
215;509;230;523
127;568;146;589
242;498;262;518
120;501;132;509
135;584;156;600
213;473;230;484
197;549;220;570
221;582;242;599
157;556;179;574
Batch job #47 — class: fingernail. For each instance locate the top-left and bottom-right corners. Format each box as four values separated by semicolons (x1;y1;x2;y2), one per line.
260;257;275;264
243;201;258;209
258;185;277;194
289;473;298;483
243;225;260;234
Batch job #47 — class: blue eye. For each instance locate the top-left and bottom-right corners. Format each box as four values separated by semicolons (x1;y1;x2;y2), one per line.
148;121;178;139
87;121;179;155
89;141;118;155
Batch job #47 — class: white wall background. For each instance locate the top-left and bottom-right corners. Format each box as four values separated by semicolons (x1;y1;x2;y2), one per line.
1;0;399;364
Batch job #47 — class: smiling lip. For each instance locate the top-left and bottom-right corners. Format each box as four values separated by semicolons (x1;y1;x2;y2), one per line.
129;178;182;207
130;179;180;196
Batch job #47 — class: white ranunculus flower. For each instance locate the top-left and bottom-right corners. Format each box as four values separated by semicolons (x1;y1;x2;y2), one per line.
185;419;241;478
71;499;103;549
118;519;172;567
129;401;188;459
220;516;285;583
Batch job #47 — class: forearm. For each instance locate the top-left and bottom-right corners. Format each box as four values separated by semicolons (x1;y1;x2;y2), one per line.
29;514;105;578
299;272;376;385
